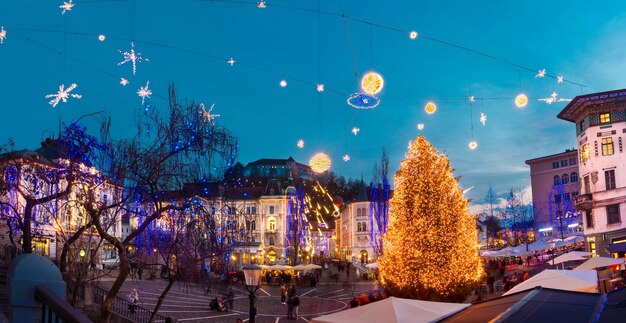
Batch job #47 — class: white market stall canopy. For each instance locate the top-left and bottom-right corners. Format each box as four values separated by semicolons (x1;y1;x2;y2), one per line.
575;256;625;270
365;262;379;269
311;296;469;323
551;251;592;266
503;269;598;296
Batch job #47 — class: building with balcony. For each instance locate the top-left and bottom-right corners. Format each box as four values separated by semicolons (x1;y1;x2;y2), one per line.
525;149;583;240
338;183;376;264
558;89;626;256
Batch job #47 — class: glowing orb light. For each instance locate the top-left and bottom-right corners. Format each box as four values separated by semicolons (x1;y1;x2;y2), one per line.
409;31;418;39
417;123;424;131
98;34;106;41
309;152;331;173
347;92;380;109
515;93;528;108
424;101;437;114
468;141;478;150
280;80;287;87
360;71;384;95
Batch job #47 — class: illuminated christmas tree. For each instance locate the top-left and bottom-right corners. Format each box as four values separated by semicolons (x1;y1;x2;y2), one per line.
379;136;484;302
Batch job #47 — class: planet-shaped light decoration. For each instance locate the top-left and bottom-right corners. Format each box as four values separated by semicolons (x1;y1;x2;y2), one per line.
468;141;478;150
409;31;418;40
347;92;380;109
360;71;384;95
515;93;528;108
424;101;437;114
417;123;424;131
280;80;288;87
98;34;106;41
309;152;331;173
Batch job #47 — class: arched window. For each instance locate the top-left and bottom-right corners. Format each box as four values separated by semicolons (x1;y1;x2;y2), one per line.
562;173;569;184
553;175;561;186
357;222;362;232
571;172;579;183
362;222;366;231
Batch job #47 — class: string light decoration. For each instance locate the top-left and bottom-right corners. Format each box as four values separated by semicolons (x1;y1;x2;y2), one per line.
297;139;304;148
199;103;220;126
480;113;487;126
280;80;288;87
98;34;106;41
347;92;380;109
60;0;75;15
468;140;478;150
1;26;7;45
424;101;437;114
351;127;360;135
120;78;129;86
537;91;571;105
342;154;350;162
535;69;546;78
379;136;484;301
118;42;148;75
361;70;384;95
45;83;82;108
515;93;528;108
137;81;152;104
417;123;424;131
309;152;331;173
409;31;418;40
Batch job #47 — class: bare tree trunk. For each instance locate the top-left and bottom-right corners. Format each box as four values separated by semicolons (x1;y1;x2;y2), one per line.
60;221;92;273
22;204;33;253
100;246;130;322
149;272;175;323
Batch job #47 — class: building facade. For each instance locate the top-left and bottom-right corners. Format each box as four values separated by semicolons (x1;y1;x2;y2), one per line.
338;184;376;264
525;149;583;240
558;89;626;257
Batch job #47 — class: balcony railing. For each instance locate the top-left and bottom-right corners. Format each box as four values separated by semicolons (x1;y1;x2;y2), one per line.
574;193;593;210
35;285;91;323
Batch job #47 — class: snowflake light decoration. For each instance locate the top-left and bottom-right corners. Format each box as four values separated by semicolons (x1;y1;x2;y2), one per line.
118;42;148;75
60;0;75;14
537;91;572;105
535;69;546;78
137;81;152;105
120;78;129;86
297;139;304;148
469;96;475;103
417;123;424;131
227;58;236;66
480;112;487;126
347;92;380;109
0;26;6;45
45;83;82;108
200;103;220;126
557;76;564;83
351;127;360;135
343;155;350;162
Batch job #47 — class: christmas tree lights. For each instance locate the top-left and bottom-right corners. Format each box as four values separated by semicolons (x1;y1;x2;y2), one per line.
379;136;484;301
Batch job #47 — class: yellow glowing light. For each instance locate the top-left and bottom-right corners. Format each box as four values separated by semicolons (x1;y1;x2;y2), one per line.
98;34;106;41
515;93;528;108
468;141;478;150
309;152;331;173
360;71;384;95
280;80;287;87
417;123;424;131
424;101;437;114
581;144;590;163
409;31;418;39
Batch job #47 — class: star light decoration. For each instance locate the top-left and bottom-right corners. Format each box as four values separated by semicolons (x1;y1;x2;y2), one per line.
137;81;152;105
557;76;564;83
0;26;6;45
343;155;350;162
45;83;82;108
317;84;324;92
535;69;546;78
60;0;75;15
537;91;571;105
200;103;220;126
118;42;148;75
417;123;424;131
120;78;129;86
480;112;487;126
257;1;267;8
351;127;360;135
297;139;304;148
469;96;475;103
227;58;236;66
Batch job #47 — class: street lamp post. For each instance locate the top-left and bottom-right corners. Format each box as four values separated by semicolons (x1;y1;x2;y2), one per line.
242;264;262;323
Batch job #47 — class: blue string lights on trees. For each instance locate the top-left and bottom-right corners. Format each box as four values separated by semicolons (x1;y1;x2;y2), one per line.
368;148;390;256
286;184;309;265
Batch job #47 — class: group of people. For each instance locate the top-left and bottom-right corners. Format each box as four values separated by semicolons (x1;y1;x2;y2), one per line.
502;271;529;292
280;283;301;320
349;290;385;308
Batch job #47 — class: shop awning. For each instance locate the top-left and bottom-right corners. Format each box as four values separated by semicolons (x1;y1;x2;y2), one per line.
607;242;626;253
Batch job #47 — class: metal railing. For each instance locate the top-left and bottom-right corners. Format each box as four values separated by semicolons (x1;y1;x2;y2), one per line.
35;285;92;323
92;285;168;323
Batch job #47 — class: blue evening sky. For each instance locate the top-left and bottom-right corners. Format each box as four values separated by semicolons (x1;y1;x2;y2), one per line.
1;1;626;211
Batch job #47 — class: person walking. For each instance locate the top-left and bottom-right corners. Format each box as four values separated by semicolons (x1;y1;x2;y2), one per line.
293;294;300;320
280;284;287;304
128;288;139;314
486;272;495;294
286;295;294;320
226;288;234;310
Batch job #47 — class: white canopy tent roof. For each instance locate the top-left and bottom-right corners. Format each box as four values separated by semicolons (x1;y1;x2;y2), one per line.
551;251;592;266
311;297;469;323
502;269;598;296
575;256;625;270
365;262;379;269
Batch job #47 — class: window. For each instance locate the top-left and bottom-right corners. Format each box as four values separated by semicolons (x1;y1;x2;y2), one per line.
251;220;256;230
552;161;560;169
562;173;569;184
599;112;611;124
605;170;616;190
269;236;275;245
269;219;276;231
362;222;366;231
560;160;568;167
578;121;585;132
356;208;362;217
607;204;621;225
584;176;591;194
585;210;594;228
602;137;614;156
569;157;577;166
269;205;275;214
570;172;578;183
357;222;362;232
553;175;561;186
